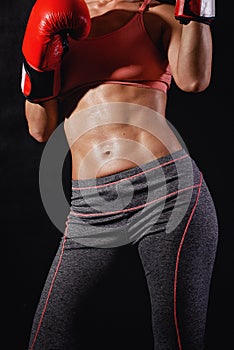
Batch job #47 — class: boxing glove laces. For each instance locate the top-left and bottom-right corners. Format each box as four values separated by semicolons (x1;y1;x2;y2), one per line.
21;0;91;103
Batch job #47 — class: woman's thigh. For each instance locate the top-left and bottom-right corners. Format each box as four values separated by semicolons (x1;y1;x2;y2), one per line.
137;179;219;350
28;237;120;350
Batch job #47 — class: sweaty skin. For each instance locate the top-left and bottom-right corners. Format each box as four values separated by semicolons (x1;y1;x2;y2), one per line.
25;0;213;180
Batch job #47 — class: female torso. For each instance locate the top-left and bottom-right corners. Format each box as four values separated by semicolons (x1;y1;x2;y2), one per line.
62;0;183;179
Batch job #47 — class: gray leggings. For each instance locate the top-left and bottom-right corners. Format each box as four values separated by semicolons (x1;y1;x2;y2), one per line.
28;149;218;350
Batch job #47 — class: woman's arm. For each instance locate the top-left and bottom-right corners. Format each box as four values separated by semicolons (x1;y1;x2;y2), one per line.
161;5;213;92
25;99;59;142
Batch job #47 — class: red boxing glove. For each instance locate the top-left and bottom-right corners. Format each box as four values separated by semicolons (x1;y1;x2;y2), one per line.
175;0;215;25
21;0;91;103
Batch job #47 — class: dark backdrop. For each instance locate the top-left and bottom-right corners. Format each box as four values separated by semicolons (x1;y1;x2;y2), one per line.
2;1;233;349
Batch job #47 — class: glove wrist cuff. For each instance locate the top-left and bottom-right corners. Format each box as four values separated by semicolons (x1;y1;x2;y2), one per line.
21;59;61;103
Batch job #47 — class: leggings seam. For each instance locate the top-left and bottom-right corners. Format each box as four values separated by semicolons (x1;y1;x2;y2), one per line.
70;181;200;217
29;223;69;350
72;154;189;190
173;172;203;350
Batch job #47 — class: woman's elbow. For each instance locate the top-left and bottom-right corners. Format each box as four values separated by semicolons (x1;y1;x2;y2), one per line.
28;128;49;143
177;76;211;92
176;73;211;93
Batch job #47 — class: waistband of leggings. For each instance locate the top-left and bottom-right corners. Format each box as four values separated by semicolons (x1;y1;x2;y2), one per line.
71;148;193;190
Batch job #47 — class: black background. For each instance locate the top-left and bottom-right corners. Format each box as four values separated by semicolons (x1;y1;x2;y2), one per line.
2;1;233;349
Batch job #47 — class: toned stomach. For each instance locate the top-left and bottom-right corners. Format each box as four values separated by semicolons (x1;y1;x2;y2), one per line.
63;83;182;180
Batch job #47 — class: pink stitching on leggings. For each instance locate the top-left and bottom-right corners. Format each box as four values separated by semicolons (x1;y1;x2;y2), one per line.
29;222;69;350
173;171;203;350
72;154;189;190
70;182;199;217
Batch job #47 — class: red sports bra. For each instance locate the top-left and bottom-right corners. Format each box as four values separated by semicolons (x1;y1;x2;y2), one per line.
60;0;172;97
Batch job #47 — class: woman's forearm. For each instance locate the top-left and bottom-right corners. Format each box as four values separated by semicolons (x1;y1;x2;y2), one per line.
25;99;59;142
175;21;213;92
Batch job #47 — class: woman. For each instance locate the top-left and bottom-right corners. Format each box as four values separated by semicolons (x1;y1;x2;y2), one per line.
22;0;218;348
